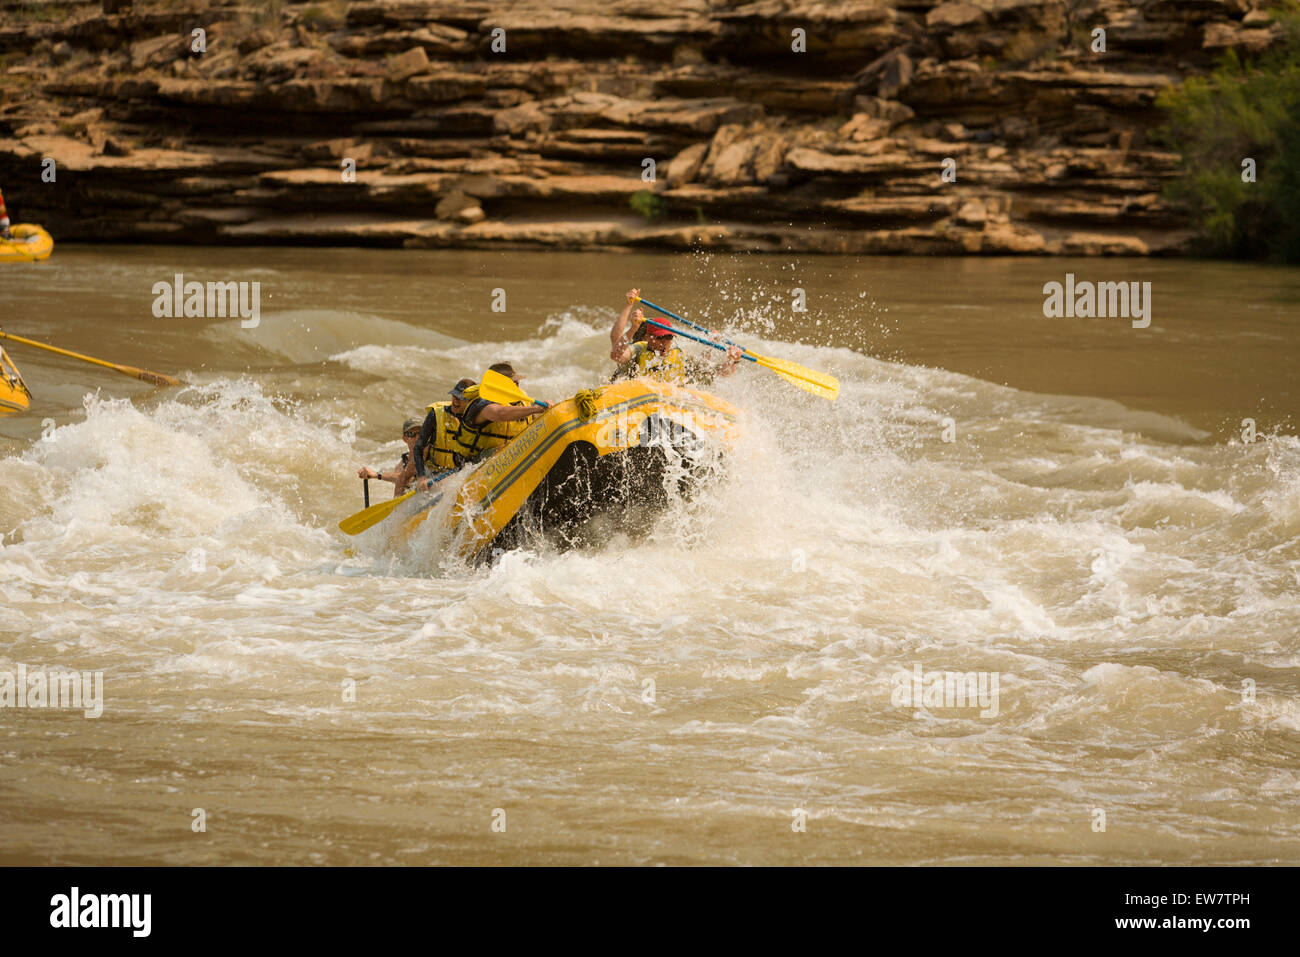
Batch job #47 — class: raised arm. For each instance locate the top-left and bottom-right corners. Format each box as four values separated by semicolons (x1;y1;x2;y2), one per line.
610;287;641;364
476;401;549;423
357;457;415;496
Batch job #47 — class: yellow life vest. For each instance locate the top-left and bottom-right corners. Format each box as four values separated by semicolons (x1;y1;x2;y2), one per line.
420;402;459;473
622;341;687;384
494;414;532;441
450;398;533;465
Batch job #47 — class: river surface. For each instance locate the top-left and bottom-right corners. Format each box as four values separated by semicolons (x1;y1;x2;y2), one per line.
1;248;1298;864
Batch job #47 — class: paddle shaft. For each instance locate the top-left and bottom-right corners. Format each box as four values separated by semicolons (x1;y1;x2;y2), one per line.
636;297;742;350
642;318;758;364
0;330;179;386
363;479;370;508
638;298;840;401
338;468;455;535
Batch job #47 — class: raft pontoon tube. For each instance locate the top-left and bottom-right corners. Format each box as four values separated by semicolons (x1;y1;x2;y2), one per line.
0;346;31;414
398;378;742;562
0;224;53;263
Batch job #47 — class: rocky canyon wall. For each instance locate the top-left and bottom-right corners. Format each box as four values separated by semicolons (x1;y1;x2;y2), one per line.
0;0;1284;254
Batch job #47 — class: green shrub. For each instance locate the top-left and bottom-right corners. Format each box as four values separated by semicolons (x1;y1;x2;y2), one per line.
1156;4;1300;260
629;189;666;222
248;0;285;30
300;1;347;32
14;2;65;22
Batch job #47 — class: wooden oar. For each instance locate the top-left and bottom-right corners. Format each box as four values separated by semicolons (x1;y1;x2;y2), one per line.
641;317;840;401
0;330;180;387
338;469;455;535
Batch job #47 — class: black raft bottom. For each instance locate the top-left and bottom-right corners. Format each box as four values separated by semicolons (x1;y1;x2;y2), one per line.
489;417;715;558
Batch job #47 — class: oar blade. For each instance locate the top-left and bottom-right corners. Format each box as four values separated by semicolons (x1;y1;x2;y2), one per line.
338;488;415;535
129;367;181;387
752;353;840;400
479;369;532;405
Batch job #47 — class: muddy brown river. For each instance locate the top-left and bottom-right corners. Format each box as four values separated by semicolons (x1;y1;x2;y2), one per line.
1;248;1297;864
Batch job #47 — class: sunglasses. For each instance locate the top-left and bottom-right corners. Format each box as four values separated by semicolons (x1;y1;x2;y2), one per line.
403;429;420;438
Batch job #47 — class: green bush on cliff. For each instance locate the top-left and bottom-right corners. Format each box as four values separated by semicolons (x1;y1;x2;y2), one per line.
1157;4;1300;260
629;190;666;222
249;0;286;29
300;1;348;32
14;2;66;21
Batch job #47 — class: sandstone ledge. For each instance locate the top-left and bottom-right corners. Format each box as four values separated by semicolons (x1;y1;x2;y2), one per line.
0;0;1263;255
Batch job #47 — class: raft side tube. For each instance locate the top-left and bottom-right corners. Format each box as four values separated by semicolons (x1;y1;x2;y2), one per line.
0;224;54;263
396;378;741;562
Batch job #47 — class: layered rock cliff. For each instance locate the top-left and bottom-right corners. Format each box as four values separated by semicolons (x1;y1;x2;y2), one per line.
0;0;1283;254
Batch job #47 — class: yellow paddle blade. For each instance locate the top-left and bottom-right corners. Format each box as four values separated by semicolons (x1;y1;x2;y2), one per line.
751;352;839;401
479;369;533;405
338;487;417;535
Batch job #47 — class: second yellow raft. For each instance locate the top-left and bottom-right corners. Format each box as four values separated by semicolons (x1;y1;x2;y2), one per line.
0;224;54;263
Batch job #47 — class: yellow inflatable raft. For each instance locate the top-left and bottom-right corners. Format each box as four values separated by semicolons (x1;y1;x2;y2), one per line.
1;346;32;414
0;224;53;262
393;378;742;562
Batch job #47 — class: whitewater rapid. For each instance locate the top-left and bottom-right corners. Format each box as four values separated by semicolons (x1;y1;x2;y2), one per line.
2;266;1298;864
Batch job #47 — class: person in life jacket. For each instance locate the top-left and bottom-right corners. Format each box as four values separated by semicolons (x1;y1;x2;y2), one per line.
470;360;546;448
410;379;472;482
447;371;549;466
357;417;424;497
0;188;11;239
417;400;460;474
412;376;549;477
609;287;741;385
